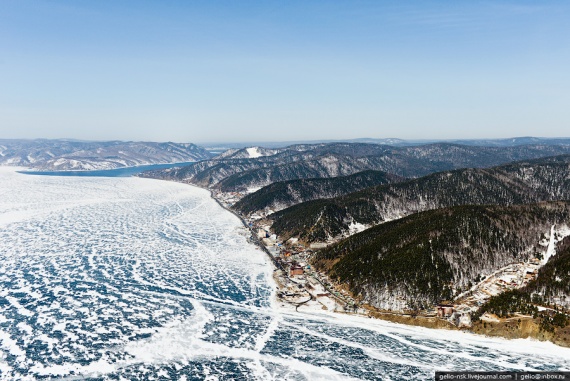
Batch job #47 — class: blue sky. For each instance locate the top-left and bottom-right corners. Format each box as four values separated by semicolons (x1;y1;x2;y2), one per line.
1;1;569;143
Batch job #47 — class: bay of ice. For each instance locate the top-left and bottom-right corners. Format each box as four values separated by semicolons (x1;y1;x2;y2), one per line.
0;166;569;380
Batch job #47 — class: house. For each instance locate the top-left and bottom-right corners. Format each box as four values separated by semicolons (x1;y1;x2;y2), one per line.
290;263;304;276
525;270;537;280
436;304;454;318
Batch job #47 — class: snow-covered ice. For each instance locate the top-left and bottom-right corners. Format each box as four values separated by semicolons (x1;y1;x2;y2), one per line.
0;166;569;380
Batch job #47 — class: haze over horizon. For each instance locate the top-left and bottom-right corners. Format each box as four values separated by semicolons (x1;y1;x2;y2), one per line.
1;1;569;143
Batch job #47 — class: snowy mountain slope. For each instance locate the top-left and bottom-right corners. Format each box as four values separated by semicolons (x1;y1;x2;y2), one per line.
233;170;405;215
270;155;570;243
216;146;284;159
0;139;213;170
147;142;570;192
313;202;570;312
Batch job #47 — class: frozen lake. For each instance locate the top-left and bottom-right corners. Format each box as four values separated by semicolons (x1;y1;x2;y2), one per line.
0;167;569;380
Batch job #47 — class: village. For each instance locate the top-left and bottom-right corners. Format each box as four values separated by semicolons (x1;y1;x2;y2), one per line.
213;190;363;315
213;189;569;328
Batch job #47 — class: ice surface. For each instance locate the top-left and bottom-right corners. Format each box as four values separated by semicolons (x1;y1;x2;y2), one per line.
0;166;569;380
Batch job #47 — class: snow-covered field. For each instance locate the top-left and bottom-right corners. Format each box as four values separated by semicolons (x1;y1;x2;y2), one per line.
0;167;569;380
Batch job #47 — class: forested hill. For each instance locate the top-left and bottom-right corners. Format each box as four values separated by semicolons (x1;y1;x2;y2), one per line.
476;237;570;324
525;237;570;310
270;155;570;243
312;202;570;312
144;142;570;192
232;170;405;215
472;237;570;336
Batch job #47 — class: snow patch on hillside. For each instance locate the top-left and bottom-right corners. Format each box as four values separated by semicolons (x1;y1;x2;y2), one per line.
347;221;369;235
543;225;557;264
246;147;263;158
542;224;570;264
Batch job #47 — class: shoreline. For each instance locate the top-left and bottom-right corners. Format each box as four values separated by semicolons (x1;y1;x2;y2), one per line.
209;190;319;312
209;191;283;270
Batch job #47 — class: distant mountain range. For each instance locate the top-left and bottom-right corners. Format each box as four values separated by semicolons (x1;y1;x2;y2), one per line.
0;139;213;170
201;136;570;150
149;142;570;192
